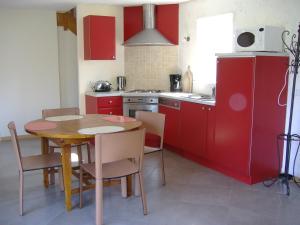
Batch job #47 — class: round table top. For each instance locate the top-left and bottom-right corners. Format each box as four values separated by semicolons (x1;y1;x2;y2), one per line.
25;114;142;139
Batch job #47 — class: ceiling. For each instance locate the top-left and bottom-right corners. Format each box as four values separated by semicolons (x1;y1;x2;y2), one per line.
0;0;189;11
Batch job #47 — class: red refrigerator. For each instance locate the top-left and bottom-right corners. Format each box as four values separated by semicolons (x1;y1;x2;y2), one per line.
213;54;289;184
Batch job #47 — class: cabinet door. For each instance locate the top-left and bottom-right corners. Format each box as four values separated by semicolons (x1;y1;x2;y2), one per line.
181;102;207;158
123;6;143;41
98;107;123;116
214;57;254;176
205;106;216;161
84;15;115;60
156;4;179;45
159;105;181;150
97;96;122;108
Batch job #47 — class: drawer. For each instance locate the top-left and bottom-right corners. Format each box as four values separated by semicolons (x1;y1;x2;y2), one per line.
97;96;122;107
98;107;123;116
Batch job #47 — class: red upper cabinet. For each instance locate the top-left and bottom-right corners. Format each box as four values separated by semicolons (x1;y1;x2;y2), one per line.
83;15;116;60
124;6;143;42
123;4;179;45
156;4;179;45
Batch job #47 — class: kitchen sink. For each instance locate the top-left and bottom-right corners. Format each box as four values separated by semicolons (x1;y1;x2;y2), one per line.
186;94;213;100
160;92;193;98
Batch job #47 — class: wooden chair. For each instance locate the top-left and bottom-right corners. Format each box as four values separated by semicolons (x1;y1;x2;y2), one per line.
42;107;91;184
79;128;147;225
7;122;63;216
135;111;166;185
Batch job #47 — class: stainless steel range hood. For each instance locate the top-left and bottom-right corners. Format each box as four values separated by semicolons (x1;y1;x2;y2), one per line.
124;4;173;46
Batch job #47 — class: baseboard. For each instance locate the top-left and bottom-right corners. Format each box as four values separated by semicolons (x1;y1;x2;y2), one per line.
0;134;38;142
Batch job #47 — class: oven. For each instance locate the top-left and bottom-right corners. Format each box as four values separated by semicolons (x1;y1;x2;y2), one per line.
123;96;159;118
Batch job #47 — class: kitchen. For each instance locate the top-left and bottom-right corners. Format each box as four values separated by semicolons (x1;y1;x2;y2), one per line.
1;0;300;225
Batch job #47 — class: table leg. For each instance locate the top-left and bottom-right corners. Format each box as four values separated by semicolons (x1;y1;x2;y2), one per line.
61;144;72;211
41;138;49;188
126;175;132;196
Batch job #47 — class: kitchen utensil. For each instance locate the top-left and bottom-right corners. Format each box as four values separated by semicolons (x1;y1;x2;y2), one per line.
91;80;112;92
182;66;193;93
117;76;126;91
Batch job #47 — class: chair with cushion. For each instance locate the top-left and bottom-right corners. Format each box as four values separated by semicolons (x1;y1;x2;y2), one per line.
42;107;91;184
8;121;63;216
135;111;166;185
79;128;147;225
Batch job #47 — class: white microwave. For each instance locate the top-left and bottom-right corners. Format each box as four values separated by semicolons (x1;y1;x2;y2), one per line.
233;26;284;52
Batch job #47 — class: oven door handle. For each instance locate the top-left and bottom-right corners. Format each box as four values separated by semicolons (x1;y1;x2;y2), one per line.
124;103;157;106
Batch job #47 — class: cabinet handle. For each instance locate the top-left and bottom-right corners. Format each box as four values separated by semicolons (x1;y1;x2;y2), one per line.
112;56;116;59
202;106;205;110
109;112;112;115
109;100;112;104
208;108;211;111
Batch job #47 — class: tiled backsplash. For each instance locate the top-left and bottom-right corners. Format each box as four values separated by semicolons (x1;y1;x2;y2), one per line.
124;46;179;91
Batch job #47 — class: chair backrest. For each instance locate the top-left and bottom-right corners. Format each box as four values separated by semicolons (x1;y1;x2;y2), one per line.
135;111;165;148
7;122;23;171
42;107;80;118
95;128;145;169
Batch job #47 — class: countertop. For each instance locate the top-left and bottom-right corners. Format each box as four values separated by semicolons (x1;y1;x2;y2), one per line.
86;91;216;106
86;91;124;97
216;52;289;58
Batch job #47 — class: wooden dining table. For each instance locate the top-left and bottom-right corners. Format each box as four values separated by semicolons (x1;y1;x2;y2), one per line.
24;114;142;211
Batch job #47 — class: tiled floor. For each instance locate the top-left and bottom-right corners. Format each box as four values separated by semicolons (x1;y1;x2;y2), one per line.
1;139;300;225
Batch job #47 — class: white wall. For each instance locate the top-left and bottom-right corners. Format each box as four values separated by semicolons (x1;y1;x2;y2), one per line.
57;27;79;108
76;4;124;114
0;9;60;137
179;0;300;175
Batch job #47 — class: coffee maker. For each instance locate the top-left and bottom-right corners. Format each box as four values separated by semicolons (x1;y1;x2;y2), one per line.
117;76;126;91
169;74;182;92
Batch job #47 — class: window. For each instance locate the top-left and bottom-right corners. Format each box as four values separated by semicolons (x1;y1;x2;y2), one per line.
194;13;233;93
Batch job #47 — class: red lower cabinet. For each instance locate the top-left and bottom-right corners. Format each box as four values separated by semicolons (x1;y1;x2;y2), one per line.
85;95;123;116
159;100;216;162
181;102;207;159
98;107;122;116
159;105;182;153
204;106;216;161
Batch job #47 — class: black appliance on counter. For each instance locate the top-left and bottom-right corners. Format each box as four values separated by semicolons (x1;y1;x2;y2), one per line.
170;74;182;92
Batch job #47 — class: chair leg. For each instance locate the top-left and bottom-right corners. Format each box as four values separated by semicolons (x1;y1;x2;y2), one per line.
19;171;24;216
79;167;83;208
161;149;166;185
86;143;91;163
138;171;148;215
58;167;64;192
121;177;127;198
49;147;55;185
77;145;83;165
95;177;103;225
134;174;140;196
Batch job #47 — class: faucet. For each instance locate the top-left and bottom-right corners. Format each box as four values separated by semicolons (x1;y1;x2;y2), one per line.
212;86;216;99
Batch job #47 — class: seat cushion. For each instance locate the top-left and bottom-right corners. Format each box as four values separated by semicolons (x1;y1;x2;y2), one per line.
81;159;139;179
145;132;161;148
